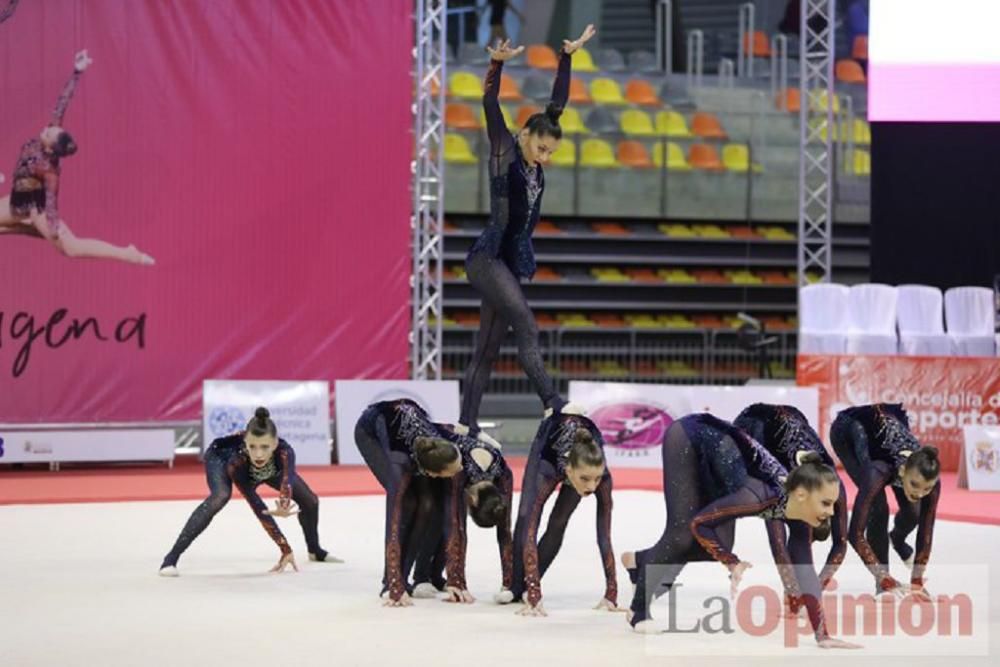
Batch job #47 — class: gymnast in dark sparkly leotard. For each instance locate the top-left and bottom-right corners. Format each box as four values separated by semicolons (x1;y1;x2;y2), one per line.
622;413;860;648
354;398;514;606
458;26;596;438
407;435;515;604
0;49;154;265
159;407;339;576
510;413;619;617
830;404;941;600
734;404;849;593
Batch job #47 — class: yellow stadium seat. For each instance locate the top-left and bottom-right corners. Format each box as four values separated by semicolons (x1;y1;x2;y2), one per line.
444;133;477;164
652;142;692;170
847;118;871;144
571;47;599;72
580;138;618;167
590;78;626;105
722;144;763;173
550;139;577;167
560;107;590;134
658;223;696;238
620;109;656;136
450;71;482;99
480;105;515;129
850;149;871;176
655;110;693;137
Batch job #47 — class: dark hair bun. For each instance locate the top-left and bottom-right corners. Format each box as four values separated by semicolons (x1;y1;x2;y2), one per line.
574;428;594;445
798;451;823;466
544;102;564;122
414;437;436;456
921;446;939;460
254;406;270;421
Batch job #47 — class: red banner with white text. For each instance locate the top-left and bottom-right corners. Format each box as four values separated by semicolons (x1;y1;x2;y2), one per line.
797;355;1000;471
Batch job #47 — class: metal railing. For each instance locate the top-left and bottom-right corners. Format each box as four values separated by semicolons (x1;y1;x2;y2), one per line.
442;329;800;395
655;0;674;73
686;29;705;89
737;2;757;78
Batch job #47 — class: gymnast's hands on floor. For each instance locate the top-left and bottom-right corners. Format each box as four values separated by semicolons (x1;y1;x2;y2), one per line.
444;586;476;604
517;601;547;617
265;500;299;518
383;592;414;608
729;561;753;599
270;552;298;573
593;598;626;612
818;637;863;650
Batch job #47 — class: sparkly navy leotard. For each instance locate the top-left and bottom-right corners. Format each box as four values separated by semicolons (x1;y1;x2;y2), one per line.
831;404;940;592
511;414;617;608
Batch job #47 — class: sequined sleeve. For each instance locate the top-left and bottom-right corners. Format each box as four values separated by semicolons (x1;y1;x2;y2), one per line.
483;59;513;150
276;444;295;505
520;473;560;607
227;457;291;555
384;470;413;601
766;519;829;640
819;481;849;588
848;462;900;590
690;490;781;568
0;0;20;23
764;520;801;597
911;481;940;587
549;49;571;114
595;474;617;604
51;69;81;127
444;475;469;590
497;465;515;590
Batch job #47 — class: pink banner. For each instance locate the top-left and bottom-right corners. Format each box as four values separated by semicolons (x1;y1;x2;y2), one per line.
869;63;1000;122
0;1;412;421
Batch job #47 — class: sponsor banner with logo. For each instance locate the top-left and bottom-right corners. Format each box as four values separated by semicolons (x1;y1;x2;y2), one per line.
334;380;460;465
0;430;174;465
960;425;1000;491
797;355;1000;472
568;382;819;470
202;380;330;465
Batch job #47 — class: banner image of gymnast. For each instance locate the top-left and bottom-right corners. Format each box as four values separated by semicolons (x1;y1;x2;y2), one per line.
0;1;412;422
797;355;1000;472
568;381;819;470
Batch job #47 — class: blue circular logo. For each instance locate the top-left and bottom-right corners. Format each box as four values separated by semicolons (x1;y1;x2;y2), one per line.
208;407;245;437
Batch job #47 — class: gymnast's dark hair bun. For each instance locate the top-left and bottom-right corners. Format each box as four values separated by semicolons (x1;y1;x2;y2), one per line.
785;452;839;492
414;437;460;473
905;446;941;480
246;406;277;438
568;428;604;469
523;104;564;140
798;451;823;466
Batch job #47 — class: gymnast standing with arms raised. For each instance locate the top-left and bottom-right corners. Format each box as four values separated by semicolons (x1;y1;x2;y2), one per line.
458;25;597;439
